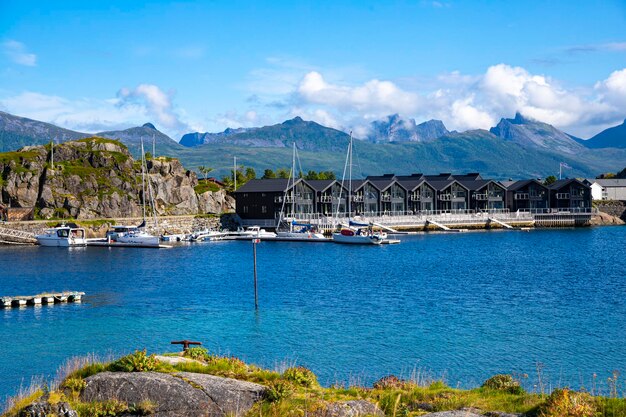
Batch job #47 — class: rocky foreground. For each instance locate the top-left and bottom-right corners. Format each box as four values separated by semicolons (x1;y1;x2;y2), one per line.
5;350;624;417
0;138;233;219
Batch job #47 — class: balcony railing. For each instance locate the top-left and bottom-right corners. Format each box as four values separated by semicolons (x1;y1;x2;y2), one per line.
556;193;570;199
474;193;488;200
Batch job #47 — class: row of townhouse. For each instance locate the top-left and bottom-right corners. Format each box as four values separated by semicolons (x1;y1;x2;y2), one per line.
233;173;592;221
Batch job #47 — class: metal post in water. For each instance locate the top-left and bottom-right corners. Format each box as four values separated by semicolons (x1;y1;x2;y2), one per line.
252;238;259;309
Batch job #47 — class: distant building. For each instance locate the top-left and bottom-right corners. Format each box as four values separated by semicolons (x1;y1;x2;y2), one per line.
233;172;592;225
504;179;549;212
548;179;592;209
584;178;626;201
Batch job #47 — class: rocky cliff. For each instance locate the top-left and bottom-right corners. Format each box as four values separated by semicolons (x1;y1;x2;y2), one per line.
0;137;234;219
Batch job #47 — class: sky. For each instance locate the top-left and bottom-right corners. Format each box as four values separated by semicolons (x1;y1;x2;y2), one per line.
1;0;626;140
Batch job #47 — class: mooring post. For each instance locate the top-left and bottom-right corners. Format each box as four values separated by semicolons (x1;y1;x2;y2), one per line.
252;238;259;309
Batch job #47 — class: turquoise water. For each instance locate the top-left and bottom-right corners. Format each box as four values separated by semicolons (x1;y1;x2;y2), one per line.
1;227;625;403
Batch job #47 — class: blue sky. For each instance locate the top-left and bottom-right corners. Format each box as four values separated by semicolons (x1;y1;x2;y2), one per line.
1;0;625;140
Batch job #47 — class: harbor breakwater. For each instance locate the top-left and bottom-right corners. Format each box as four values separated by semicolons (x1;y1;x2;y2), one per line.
0;214;235;239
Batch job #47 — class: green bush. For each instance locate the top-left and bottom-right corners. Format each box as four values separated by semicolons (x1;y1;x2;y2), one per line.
128;399;158;415
265;380;294;402
183;347;209;361
282;366;318;388
62;377;86;392
538;388;597;417
373;375;404;390
481;374;525;395
108;350;158;372
74;399;129;417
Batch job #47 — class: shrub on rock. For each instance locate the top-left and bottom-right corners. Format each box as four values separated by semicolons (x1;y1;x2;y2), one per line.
481;374;525;394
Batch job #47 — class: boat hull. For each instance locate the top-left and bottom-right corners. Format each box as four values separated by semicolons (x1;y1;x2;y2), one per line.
275;231;327;240
36;236;87;247
116;235;160;246
332;233;383;245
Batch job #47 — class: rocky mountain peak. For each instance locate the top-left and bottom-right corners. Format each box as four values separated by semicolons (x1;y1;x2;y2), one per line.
367;114;448;143
284;116;305;125
511;112;529;124
490;113;583;154
142;122;157;130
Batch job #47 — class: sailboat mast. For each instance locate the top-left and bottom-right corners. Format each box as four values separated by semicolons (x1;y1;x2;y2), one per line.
292;142;296;220
140;139;146;222
348;131;352;217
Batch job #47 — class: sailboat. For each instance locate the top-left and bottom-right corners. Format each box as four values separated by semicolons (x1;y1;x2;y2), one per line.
111;138;160;246
275;143;326;241
332;132;386;245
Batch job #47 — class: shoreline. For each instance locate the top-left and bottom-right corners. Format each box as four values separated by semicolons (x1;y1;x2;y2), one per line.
3;350;625;417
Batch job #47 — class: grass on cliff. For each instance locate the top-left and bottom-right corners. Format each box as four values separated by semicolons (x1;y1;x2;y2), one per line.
194;180;221;194
3;349;626;417
76;137;128;150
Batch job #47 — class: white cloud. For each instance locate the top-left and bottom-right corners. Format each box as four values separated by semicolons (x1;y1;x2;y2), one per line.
2;40;37;66
297;71;421;117
450;95;495;131
267;64;626;138
116;84;188;133
0;84;195;139
595;68;626;108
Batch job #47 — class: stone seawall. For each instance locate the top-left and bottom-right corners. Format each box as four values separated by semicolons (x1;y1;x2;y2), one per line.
596;201;626;221
1;215;225;239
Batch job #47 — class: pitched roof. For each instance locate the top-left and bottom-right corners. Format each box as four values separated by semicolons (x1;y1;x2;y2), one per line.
233;178;291;193
548;178;589;190
590;179;626;187
454;173;483;181
424;173;453;181
504;179;547;191
305;179;336;192
427;179;455;191
395;178;427;191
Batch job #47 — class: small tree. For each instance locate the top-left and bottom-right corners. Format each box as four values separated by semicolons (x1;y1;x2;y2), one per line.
543;175;557;186
262;169;276;179
198;166;214;181
245;167;256;181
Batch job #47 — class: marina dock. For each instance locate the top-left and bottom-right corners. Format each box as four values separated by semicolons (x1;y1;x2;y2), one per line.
1;291;85;308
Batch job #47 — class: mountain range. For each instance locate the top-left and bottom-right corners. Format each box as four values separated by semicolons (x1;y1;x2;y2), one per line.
1;110;625;179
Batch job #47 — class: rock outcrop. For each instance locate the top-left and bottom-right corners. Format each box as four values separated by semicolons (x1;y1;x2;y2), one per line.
420;410;522;417
590;211;625;225
18;401;78;417
312;400;384;416
0;138;234;219
81;371;266;417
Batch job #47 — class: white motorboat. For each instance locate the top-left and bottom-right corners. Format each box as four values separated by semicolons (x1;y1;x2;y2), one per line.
190;229;228;241
161;233;187;242
36;224;87;247
235;226;277;238
106;225;159;246
276;221;327;240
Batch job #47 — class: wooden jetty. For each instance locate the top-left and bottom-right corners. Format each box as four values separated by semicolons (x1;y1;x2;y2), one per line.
1;291;85;308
